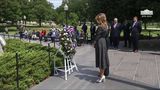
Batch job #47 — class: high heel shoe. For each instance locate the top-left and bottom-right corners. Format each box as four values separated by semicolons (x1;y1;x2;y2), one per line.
96;75;105;83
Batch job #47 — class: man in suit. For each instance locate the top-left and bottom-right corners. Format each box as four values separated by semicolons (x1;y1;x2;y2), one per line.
123;20;131;48
110;18;122;49
131;16;142;52
82;22;88;43
90;22;96;43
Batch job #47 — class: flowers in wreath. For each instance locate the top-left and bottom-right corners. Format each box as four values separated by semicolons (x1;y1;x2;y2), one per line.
59;30;76;56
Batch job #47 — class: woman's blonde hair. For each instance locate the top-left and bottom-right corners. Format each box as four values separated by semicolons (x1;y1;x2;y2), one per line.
95;13;108;28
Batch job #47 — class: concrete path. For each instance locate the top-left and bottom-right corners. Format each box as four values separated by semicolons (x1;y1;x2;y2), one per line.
30;45;160;90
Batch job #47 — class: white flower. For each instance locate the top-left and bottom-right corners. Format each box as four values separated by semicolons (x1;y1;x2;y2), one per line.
64;43;67;46
65;33;68;35
61;38;64;40
67;38;69;41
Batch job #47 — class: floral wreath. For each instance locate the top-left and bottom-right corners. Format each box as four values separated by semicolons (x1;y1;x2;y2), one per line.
59;27;76;56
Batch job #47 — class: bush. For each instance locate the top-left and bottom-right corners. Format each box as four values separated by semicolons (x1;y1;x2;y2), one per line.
0;39;63;90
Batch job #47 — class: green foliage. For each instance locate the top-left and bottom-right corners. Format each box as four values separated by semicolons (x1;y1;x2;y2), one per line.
0;0;55;26
56;0;87;22
0;39;63;89
32;0;54;26
88;0;160;22
68;13;79;26
56;0;160;22
0;0;21;22
53;11;79;26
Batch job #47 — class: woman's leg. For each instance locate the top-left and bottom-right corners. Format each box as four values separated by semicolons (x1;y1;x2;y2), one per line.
99;68;105;77
97;68;105;83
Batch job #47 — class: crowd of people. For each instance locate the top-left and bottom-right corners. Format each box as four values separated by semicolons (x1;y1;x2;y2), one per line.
79;16;142;53
109;16;142;52
18;26;60;42
3;16;142;53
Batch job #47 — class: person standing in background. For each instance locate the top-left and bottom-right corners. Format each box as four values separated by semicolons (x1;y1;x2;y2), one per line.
51;27;56;43
5;27;8;34
110;18;122;49
82;22;88;43
123;20;131;48
131;16;142;52
90;22;96;43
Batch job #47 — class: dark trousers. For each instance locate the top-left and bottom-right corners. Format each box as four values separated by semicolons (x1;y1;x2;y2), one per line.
124;36;131;48
109;37;113;46
84;33;87;43
132;36;139;51
51;37;55;43
20;33;23;39
39;36;42;41
113;37;119;48
91;33;95;43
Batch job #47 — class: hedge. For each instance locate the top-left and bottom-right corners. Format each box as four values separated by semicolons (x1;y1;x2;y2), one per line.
0;39;63;90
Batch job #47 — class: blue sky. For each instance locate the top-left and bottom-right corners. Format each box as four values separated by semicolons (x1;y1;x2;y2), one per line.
48;0;63;9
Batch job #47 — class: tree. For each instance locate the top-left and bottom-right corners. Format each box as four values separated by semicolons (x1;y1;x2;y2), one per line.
0;0;21;23
28;0;54;26
88;0;160;22
68;12;79;26
0;0;55;26
57;0;160;23
56;0;89;22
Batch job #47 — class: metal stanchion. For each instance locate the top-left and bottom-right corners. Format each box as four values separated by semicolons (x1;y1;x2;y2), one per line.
48;43;51;65
16;52;19;89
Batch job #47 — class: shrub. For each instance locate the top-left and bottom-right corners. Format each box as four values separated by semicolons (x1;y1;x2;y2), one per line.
0;39;63;89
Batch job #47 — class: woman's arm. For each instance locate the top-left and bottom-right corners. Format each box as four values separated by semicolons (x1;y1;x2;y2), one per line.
93;27;103;45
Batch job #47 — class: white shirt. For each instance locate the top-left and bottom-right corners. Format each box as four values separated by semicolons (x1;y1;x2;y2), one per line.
114;23;117;29
132;21;137;27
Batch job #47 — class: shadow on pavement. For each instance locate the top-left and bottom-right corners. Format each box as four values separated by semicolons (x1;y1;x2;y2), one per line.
107;74;160;90
74;64;99;83
74;64;160;90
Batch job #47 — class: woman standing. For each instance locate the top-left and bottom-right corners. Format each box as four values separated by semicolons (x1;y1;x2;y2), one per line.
94;13;110;83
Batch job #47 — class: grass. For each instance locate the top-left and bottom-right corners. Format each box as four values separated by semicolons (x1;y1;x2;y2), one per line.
1;24;160;38
141;30;160;37
0;26;51;35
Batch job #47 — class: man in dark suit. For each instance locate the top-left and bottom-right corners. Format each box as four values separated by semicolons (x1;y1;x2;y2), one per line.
90;22;96;43
123;20;131;48
131;16;142;52
110;18;122;49
82;22;88;43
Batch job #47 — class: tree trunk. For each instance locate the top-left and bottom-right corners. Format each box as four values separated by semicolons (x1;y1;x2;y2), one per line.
39;19;42;27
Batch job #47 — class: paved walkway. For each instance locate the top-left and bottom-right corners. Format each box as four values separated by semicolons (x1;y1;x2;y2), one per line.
30;44;160;90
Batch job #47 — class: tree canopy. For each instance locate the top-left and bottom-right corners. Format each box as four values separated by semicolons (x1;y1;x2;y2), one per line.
57;0;160;22
0;0;55;26
1;0;160;26
88;0;160;22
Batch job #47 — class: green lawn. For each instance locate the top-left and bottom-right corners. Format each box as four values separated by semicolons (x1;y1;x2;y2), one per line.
1;24;160;38
0;26;51;35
